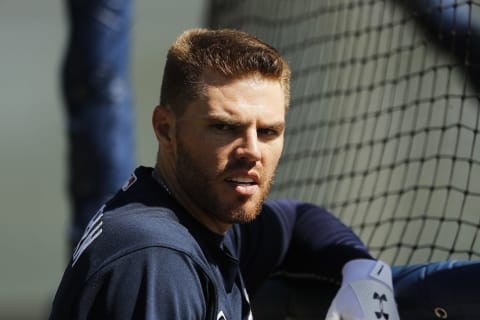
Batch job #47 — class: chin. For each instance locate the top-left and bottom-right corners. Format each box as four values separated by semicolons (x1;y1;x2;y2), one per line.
227;200;263;224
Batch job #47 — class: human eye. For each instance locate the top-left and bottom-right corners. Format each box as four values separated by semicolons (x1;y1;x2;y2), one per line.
211;123;236;131
258;127;279;138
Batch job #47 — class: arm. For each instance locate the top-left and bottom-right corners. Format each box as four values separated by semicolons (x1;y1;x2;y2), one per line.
239;199;400;320
273;200;373;277
239;199;372;291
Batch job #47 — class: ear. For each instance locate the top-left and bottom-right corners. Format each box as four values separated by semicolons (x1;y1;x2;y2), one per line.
152;105;175;149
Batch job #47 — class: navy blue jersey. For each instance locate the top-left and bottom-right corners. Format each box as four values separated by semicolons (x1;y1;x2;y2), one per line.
49;166;371;320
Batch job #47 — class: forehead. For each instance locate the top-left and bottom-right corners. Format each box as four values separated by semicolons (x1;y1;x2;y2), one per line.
190;74;286;124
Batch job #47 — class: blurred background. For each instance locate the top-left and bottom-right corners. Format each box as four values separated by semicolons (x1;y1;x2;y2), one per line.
0;1;206;318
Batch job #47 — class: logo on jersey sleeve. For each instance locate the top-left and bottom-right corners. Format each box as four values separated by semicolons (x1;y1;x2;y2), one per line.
217;310;226;320
244;288;253;320
71;205;105;267
121;172;137;191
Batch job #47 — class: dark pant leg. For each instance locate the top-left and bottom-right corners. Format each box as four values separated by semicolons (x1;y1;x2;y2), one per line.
393;261;480;319
62;0;135;248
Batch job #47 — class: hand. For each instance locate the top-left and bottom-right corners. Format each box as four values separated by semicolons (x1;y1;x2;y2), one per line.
325;259;400;320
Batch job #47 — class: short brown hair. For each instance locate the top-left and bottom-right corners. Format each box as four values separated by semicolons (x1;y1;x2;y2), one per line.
159;28;291;115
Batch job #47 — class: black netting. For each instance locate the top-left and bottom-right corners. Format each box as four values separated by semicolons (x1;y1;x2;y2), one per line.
209;0;480;265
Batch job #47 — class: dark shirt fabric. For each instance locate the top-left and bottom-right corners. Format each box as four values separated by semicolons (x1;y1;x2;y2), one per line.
49;166;371;320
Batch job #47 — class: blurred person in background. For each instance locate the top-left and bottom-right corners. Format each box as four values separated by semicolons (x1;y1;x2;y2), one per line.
61;0;135;250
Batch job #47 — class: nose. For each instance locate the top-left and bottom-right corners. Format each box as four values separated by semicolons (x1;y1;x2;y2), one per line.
235;129;261;162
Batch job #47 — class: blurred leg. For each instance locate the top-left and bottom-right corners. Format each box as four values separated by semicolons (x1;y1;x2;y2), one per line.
393;260;480;319
62;0;135;249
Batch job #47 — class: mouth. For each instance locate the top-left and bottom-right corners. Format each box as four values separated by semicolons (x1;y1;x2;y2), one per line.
225;175;259;196
226;176;257;185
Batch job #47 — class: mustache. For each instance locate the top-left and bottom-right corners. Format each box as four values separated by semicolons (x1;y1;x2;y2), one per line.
223;159;258;173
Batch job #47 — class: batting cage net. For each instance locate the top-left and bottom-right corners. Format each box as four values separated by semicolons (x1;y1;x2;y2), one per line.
209;0;480;265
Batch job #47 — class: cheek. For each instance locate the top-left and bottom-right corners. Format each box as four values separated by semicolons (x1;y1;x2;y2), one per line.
215;146;235;171
264;142;284;169
194;141;230;173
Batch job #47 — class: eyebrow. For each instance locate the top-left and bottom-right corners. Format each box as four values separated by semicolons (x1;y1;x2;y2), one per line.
205;113;242;125
206;113;286;131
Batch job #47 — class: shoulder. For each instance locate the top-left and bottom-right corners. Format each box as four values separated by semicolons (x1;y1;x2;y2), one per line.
71;202;210;280
52;239;212;319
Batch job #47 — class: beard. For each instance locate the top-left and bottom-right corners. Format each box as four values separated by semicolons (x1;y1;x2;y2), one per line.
174;139;274;225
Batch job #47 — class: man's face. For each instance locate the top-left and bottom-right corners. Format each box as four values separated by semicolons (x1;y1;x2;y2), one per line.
172;74;285;233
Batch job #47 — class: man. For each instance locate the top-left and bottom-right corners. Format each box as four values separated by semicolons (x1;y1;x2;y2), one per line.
50;29;400;320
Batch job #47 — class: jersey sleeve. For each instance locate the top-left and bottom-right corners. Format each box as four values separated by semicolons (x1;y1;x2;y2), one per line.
239;200;372;291
50;247;210;320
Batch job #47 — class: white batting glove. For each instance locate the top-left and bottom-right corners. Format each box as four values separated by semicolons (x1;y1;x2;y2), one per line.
325;259;400;320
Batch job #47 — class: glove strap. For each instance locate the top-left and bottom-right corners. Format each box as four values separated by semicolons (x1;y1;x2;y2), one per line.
342;259;393;288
